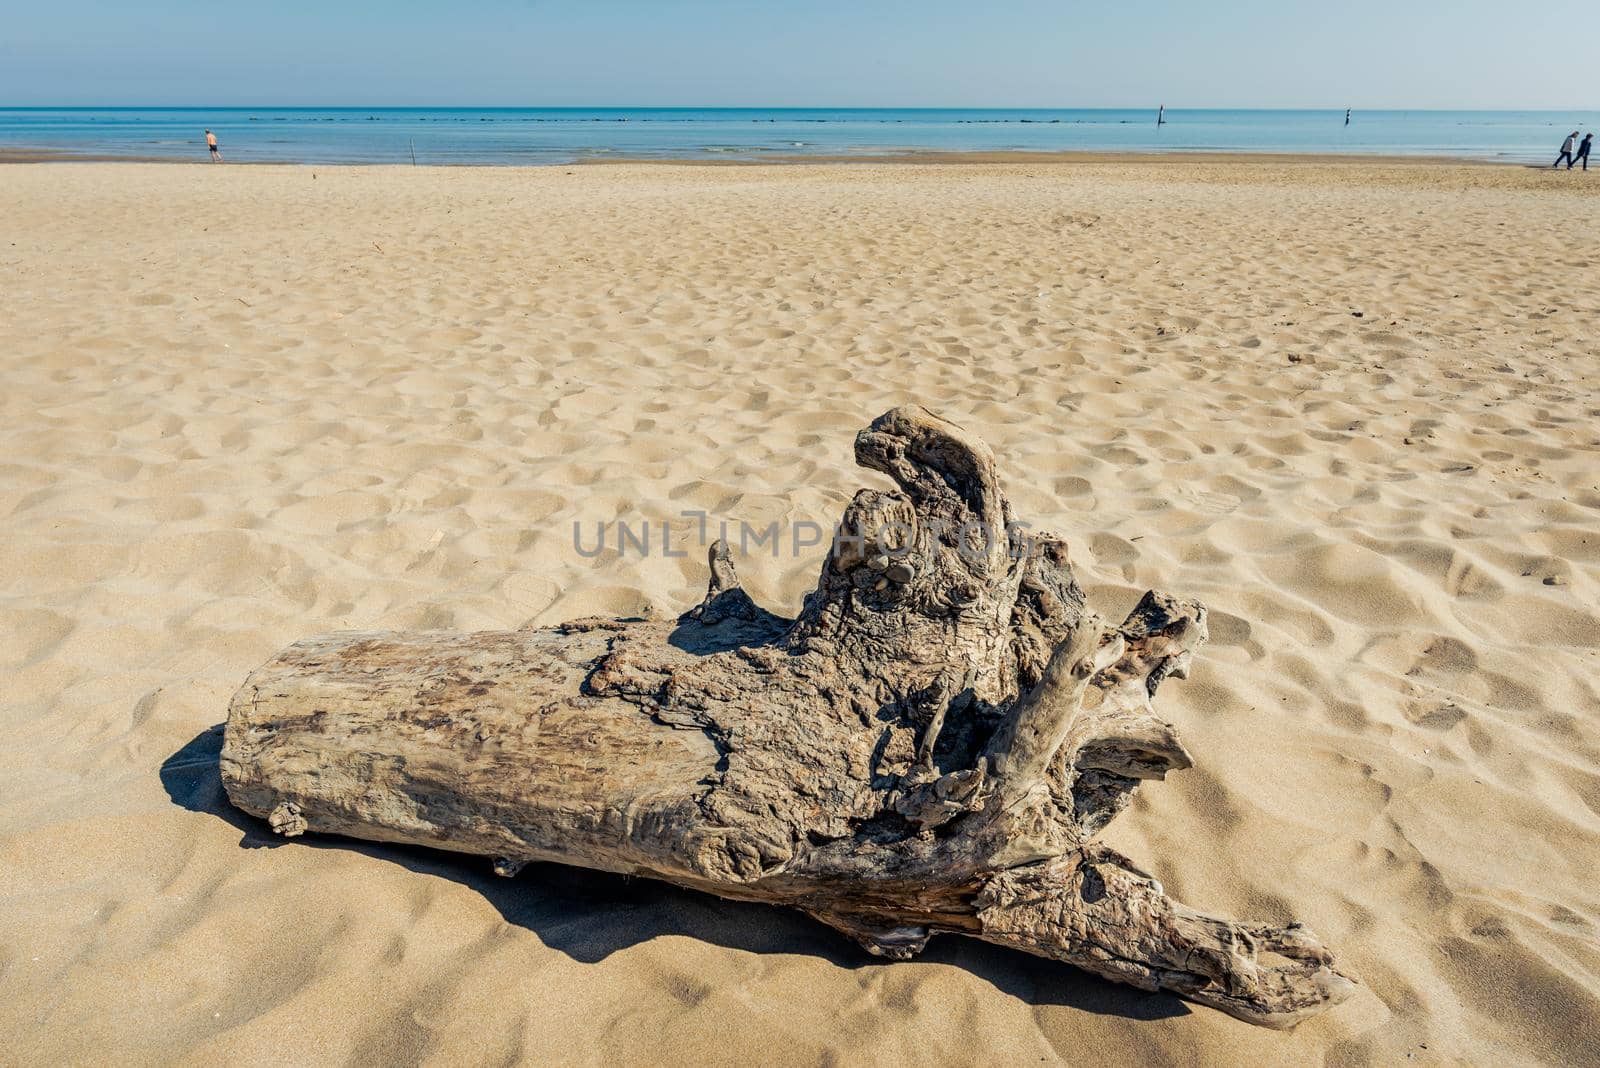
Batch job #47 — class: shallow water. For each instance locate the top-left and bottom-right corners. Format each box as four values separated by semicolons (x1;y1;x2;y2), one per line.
2;106;1596;164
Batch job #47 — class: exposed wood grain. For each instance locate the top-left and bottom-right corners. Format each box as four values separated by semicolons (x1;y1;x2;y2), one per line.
222;406;1355;1029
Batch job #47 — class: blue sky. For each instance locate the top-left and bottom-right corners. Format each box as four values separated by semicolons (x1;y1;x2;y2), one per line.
3;0;1595;108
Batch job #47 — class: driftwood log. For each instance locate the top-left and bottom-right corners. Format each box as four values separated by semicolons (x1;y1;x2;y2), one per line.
221;406;1355;1029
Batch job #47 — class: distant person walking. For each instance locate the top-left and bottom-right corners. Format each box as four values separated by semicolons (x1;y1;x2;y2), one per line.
1554;130;1579;169
1345;108;1351;127
1575;133;1593;171
205;129;222;162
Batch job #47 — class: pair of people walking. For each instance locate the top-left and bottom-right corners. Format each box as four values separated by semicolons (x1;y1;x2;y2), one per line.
1554;131;1591;170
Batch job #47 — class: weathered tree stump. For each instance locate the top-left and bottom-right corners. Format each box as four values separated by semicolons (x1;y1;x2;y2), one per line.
222;406;1355;1028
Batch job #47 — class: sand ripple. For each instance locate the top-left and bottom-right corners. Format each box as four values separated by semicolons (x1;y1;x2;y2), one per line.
2;159;1598;1065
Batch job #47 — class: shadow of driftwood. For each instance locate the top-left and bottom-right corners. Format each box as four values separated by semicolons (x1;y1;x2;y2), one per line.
665;610;791;656
161;724;1190;1024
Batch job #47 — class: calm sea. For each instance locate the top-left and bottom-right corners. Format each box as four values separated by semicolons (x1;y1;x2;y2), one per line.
1;107;1594;165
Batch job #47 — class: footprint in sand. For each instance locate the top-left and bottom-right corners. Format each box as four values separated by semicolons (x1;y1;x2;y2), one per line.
1176;484;1242;515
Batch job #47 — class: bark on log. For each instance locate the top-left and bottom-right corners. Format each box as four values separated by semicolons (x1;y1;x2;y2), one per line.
221;406;1355;1029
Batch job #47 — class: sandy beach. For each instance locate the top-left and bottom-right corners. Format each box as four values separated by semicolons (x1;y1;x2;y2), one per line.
2;158;1598;1065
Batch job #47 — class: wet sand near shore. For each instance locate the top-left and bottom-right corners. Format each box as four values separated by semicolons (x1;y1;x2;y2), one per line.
0;145;1569;169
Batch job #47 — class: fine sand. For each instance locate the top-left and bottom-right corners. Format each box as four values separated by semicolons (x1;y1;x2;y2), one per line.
2;159;1598;1066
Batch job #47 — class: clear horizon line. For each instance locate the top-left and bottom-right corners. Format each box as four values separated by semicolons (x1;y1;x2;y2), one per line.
5;103;1599;113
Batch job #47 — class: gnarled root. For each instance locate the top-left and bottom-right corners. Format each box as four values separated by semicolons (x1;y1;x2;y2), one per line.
220;405;1356;1031
976;847;1357;1029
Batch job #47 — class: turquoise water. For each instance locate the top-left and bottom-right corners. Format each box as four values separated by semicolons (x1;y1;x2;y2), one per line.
1;107;1595;165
